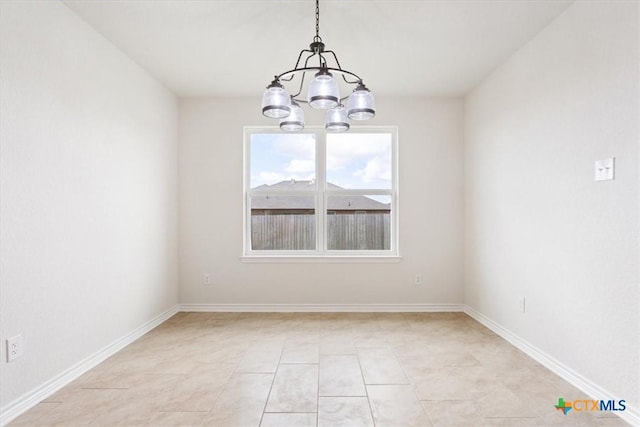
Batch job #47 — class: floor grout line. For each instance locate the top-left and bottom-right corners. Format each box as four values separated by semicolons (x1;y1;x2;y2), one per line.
355;346;377;427
257;342;284;427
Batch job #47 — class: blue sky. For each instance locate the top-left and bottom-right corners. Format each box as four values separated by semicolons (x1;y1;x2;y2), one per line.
250;132;392;190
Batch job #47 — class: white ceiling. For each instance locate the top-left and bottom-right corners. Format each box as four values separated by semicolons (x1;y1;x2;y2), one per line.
63;0;574;97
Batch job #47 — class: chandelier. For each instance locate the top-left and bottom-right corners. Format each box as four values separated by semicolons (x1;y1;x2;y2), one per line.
261;0;375;132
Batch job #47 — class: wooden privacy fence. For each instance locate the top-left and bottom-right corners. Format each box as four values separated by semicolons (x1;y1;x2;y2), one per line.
251;213;390;250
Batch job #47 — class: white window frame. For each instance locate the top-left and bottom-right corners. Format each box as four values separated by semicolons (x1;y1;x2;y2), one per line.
242;126;400;262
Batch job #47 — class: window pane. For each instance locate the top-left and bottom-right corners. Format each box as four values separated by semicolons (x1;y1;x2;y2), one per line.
250;195;315;250
250;133;316;190
326;133;392;190
327;195;391;250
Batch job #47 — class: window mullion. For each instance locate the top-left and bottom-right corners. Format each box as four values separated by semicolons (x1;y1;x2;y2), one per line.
317;131;327;252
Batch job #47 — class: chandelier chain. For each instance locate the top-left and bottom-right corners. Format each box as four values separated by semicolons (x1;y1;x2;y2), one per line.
315;0;321;42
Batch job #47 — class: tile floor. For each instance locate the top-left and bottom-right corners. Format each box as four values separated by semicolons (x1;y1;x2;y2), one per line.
10;312;628;426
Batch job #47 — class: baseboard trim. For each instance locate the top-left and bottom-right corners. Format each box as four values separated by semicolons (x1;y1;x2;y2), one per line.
463;305;639;426
0;305;179;427
179;303;465;313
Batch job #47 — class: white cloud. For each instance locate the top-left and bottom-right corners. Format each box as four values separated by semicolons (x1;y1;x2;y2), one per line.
354;156;391;183
285;159;315;174
326;134;391;172
251;134;317;187
274;134;315;160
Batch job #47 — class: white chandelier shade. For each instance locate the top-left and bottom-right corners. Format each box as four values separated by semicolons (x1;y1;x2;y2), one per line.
279;99;305;131
261;83;291;119
347;85;376;120
325;104;350;132
307;70;340;109
260;0;375;132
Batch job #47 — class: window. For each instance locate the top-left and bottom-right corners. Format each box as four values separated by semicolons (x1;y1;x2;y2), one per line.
244;127;398;259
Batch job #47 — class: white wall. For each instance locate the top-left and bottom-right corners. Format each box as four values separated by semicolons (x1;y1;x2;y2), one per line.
464;0;639;411
0;0;178;408
179;97;464;305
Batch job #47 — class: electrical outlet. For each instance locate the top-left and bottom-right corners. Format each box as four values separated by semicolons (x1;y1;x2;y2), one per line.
6;335;23;362
595;158;615;181
203;273;212;286
414;273;423;286
518;297;526;314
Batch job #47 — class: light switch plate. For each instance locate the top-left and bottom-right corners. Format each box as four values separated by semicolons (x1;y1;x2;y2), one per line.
595;158;614;181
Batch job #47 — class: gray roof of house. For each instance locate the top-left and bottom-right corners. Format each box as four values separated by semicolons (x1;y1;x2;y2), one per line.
251;180;390;211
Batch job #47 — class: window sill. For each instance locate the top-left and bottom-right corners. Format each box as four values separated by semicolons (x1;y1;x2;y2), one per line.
240;255;402;263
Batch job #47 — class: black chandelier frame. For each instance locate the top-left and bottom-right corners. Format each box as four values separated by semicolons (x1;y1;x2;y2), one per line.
269;36;369;105
262;0;375;131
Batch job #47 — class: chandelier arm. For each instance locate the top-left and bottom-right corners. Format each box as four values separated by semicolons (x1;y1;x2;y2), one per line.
323;50;344;71
291;49;326;98
290;69;308;99
303;52;316;69
322;50;360;85
282;51;317;84
318;52;327;68
340;74;361;85
292;48;314;71
276;67;362;83
293;51;320;97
